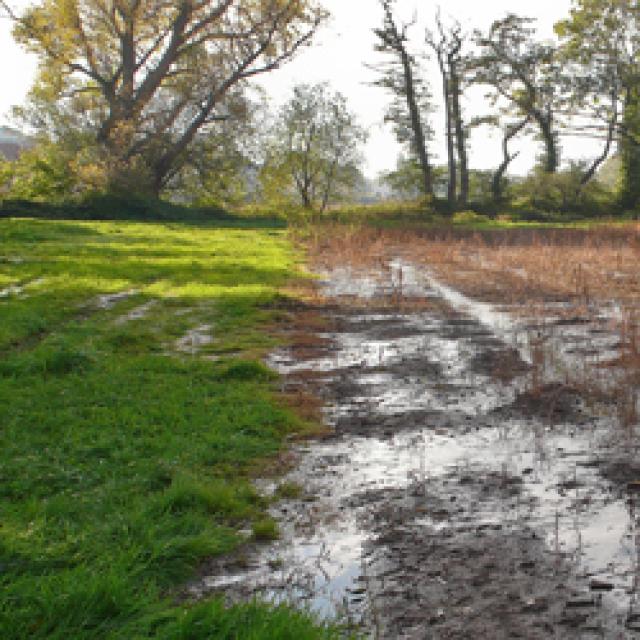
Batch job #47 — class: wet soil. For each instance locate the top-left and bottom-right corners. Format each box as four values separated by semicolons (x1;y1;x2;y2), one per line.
190;259;640;638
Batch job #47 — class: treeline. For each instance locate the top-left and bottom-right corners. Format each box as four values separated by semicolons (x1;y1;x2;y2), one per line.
0;0;639;219
0;0;345;215
374;0;640;216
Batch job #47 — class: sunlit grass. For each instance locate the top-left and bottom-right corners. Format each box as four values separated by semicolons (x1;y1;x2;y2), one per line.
0;217;342;639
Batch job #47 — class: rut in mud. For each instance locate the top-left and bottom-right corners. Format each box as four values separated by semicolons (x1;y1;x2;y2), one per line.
192;257;640;639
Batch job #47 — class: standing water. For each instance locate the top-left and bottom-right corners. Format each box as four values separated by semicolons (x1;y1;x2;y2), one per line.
192;259;640;639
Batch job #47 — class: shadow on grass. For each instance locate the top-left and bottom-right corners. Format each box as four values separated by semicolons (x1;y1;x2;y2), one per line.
0;197;287;231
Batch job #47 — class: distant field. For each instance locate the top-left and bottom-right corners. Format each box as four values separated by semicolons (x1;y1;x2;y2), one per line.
0;218;342;639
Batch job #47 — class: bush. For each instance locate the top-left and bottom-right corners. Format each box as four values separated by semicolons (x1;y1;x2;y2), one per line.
252;517;280;541
0;142;79;204
510;163;615;216
452;210;491;225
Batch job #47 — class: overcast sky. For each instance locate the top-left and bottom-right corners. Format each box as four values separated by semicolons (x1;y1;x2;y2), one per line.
1;0;599;178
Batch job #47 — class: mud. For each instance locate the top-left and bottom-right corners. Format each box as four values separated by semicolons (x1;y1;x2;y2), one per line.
190;258;640;638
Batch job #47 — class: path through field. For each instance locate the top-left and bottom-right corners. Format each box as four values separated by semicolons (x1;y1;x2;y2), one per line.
194;256;640;639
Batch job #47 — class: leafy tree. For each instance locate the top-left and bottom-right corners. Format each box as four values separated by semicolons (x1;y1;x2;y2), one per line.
372;0;434;199
556;0;640;208
381;155;446;200
0;140;80;202
475;14;562;174
260;84;367;212
467;169;495;204
2;0;326;196
165;93;268;207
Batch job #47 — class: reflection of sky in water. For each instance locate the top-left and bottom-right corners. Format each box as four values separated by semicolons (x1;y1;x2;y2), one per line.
200;260;638;630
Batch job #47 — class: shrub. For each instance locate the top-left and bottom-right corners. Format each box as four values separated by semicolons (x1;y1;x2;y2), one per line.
510;163;615;216
452;210;491;225
252;517;280;541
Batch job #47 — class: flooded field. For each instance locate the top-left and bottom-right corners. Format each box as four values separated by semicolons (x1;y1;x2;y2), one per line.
191;232;640;639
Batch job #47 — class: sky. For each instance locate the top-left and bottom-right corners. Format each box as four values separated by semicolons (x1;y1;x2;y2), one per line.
0;0;601;178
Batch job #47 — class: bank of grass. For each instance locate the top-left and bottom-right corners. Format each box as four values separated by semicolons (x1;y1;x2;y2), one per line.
244;199;636;231
0;217;344;639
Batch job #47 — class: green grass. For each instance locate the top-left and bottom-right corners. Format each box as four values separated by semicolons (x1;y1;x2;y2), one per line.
0;218;343;639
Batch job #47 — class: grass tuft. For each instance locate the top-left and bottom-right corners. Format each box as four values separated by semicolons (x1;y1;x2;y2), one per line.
252;517;280;542
218;359;277;382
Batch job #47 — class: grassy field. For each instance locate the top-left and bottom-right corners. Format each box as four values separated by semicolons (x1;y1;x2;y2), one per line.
0;218;342;639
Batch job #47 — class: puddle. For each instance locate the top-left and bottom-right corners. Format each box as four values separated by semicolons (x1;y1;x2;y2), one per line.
115;301;157;325
176;325;213;352
95;289;138;310
194;259;639;638
0;283;24;298
0;278;45;299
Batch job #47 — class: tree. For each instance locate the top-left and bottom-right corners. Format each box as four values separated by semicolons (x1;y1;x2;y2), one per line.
555;0;640;208
2;0;326;196
427;13;470;208
0;140;80;202
261;83;367;212
381;155;446;200
372;0;434;199
491;116;530;203
475;14;562;174
165;103;260;207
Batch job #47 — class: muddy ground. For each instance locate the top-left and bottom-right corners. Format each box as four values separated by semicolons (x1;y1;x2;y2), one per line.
191;257;640;639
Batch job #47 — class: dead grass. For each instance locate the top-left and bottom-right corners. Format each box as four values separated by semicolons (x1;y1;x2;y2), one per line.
302;223;640;307
302;222;640;433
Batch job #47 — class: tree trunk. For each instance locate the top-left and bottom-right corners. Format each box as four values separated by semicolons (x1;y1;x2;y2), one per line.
451;73;468;207
444;78;457;208
533;110;559;173
492;117;528;204
581;91;617;188
436;52;456;209
400;50;434;198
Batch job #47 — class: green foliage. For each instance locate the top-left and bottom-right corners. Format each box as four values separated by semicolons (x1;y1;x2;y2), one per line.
261;83;367;212
219;360;277;382
451;210;491;225
475;14;562;174
275;481;304;500
162;599;345;640
252;517;280;542
555;0;640;209
0;218;336;639
11;0;327;195
381;157;447;201
510;163;614;215
619;89;640;209
468;170;496;205
163;102;269;208
0;141;79;203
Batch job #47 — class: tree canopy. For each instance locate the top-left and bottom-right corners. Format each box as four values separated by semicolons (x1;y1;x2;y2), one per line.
261;83;367;212
3;0;326;195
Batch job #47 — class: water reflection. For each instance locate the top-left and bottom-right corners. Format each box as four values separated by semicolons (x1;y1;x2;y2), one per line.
196;260;637;637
